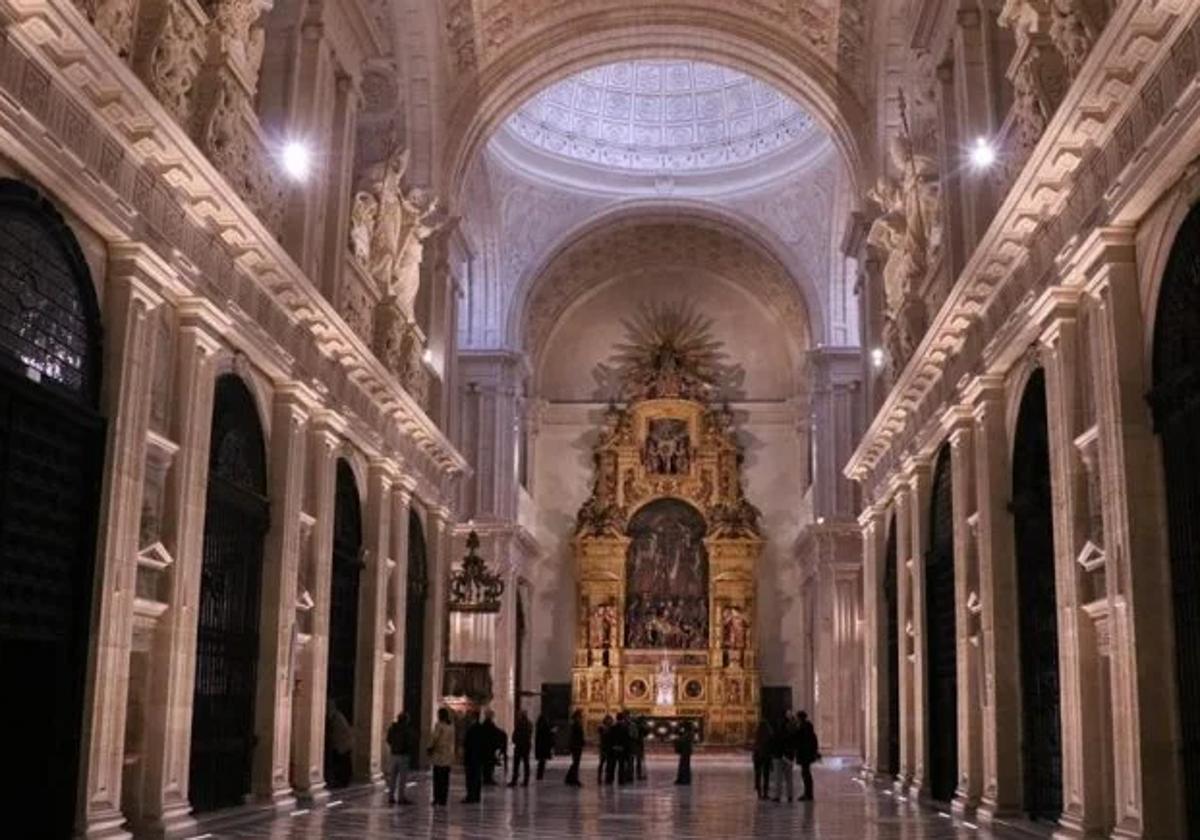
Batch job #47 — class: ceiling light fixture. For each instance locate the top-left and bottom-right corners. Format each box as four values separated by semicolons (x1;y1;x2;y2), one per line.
969;136;997;170
281;140;313;181
870;347;886;370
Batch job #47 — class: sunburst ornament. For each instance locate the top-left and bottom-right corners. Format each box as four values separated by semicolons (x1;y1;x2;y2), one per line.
609;302;729;403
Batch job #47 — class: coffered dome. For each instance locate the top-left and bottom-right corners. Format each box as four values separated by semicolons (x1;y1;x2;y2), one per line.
503;60;817;174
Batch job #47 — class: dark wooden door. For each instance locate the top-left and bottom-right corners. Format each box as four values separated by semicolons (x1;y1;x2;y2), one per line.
1150;201;1200;837
190;375;269;813
0;180;104;838
1012;369;1063;820
926;447;958;803
327;461;363;725
403;510;428;768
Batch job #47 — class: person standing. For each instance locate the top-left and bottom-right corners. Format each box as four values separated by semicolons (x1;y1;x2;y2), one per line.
385;711;414;804
565;709;585;787
428;707;455;806
324;698;354;788
752;718;773;800
632;715;647;781
462;711;485;803
509;709;533;787
534;711;555;780
673;721;694;785
596;714;613;784
794;710;820;801
480;710;501;785
771;711;795;803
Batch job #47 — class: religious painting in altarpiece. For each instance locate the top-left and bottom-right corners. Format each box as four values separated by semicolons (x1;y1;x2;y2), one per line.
572;303;763;746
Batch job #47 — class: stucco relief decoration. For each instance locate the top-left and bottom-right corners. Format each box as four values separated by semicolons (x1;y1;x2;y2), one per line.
572;300;762;742
139;0;203;125
73;0;136;58
866;94;941;382
446;0;478;76
207;0;271;83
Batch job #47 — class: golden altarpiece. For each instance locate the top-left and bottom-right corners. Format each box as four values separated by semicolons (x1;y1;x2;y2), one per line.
571;305;763;745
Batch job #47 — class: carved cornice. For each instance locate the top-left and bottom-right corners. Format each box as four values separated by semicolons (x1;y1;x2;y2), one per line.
845;0;1196;497
0;0;468;490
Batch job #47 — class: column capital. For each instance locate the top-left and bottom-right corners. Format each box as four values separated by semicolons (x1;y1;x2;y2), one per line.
107;242;186;302
963;374;1006;415
1058;225;1137;289
394;475;418;504
941;405;976;440
177;295;234;338
859;503;889;530
432;505;454;526
310;409;349;442
274;381;323;415
900;454;932;486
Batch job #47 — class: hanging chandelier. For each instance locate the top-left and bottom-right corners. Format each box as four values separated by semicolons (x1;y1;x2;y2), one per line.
449;530;505;613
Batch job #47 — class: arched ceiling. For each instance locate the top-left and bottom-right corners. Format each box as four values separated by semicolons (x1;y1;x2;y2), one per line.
517;217;812;372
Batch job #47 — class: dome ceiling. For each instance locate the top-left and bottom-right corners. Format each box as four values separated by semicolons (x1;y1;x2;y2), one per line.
502;60;818;174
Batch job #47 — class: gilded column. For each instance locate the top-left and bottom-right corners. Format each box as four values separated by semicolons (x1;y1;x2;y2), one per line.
948;416;982;815
80;247;167;839
290;416;343;797
860;503;889;778
1080;231;1182;839
965;376;1021;822
251;386;314;805
138;299;230;834
1040;296;1111;837
354;460;395;782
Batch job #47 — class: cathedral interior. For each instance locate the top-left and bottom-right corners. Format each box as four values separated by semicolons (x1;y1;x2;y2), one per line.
1;0;1199;837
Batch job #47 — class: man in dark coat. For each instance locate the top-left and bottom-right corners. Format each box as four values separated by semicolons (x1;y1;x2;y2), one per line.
606;712;630;785
534;712;555;780
752;718;773;800
597;714;614;784
564;710;584;787
673;721;694;785
461;711;485;803
794;710;820;801
480;710;502;785
385;711;414;804
508;709;533;787
631;715;647;781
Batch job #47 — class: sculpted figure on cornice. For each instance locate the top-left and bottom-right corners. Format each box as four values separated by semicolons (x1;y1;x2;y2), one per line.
74;0;136;58
207;0;271;82
866;128;940;381
1012;60;1050;154
354;147;451;324
1048;0;1098;79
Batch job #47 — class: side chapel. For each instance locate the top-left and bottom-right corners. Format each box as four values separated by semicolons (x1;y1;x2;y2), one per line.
571;305;762;745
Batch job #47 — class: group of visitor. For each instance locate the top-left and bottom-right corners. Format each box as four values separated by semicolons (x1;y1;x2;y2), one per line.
751;710;820;802
372;703;818;806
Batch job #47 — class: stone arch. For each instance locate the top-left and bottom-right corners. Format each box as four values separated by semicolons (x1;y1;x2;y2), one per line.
443;10;867;204
515;212;816;379
509;201;827;351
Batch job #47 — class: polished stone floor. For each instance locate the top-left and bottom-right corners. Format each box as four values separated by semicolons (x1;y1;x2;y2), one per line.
201;756;1017;839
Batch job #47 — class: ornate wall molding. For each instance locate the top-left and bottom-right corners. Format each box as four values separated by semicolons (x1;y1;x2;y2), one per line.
846;0;1197;499
0;0;468;498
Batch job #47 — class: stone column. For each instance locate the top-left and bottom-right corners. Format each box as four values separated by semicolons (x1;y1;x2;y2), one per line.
1080;231;1182;839
251;386;314;806
79;248;166;839
948;416;982;815
289;416;343;798
965;376;1021;822
353;460;395;782
860;504;889;779
137;299;230;835
893;482;915;790
951;1;1003;252
424;507;453;728
902;457;933;798
382;481;414;731
1039;299;1111;837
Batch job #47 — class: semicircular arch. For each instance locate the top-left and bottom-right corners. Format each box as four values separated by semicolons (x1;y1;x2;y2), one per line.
444;10;866;203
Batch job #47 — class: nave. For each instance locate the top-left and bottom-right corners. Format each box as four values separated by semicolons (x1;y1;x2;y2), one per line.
211;757;1028;840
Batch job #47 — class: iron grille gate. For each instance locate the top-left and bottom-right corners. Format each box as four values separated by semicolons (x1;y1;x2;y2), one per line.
1150;202;1200;838
190;376;269;814
1012;371;1063;821
404;510;428;768
327;461;363;729
0;179;104;837
885;519;901;778
926;448;958;803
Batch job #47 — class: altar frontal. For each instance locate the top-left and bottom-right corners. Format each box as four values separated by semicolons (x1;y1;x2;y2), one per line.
572;303;762;746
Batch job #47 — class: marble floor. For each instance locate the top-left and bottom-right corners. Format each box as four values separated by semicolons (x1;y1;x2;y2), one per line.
199;756;1026;839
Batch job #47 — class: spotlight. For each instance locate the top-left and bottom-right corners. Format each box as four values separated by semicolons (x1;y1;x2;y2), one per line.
422;348;434;365
281;140;312;181
870;347;886;370
969;136;997;170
